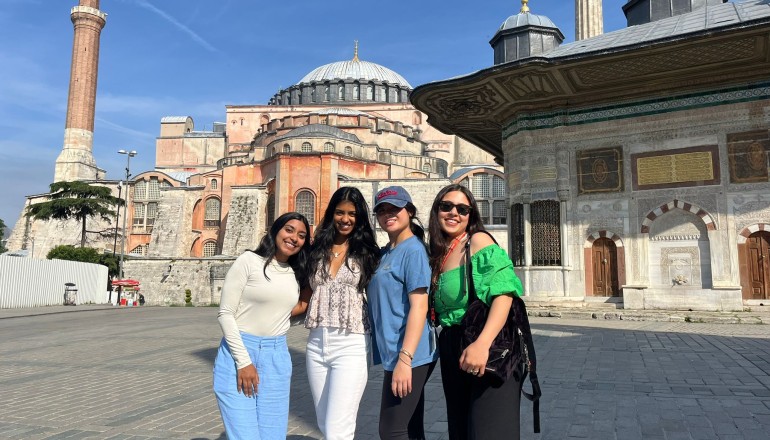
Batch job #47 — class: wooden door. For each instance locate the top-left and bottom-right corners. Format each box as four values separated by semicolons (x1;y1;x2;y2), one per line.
592;238;619;297
747;231;770;300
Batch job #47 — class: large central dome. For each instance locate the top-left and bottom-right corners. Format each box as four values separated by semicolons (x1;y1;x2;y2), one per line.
298;59;412;88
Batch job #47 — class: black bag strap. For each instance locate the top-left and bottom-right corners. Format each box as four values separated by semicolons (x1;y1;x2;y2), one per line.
465;232;542;433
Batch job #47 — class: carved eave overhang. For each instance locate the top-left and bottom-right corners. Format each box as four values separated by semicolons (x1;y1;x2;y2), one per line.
411;22;770;159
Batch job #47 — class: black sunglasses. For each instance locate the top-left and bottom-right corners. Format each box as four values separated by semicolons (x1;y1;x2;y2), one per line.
438;201;472;216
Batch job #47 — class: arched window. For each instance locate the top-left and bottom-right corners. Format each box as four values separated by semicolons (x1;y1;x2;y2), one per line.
422;163;431;173
344;146;353;157
353;83;360;100
324;84;330;101
266;193;275;227
311;87;317;102
338;82;345;100
147;178;160;200
437;162;447;177
211;179;218;190
203;241;217;257
130;245;147;255
301;142;312;152
368;83;375;101
295;190;315;226
205;198;221;227
134;180;147;200
324;142;335;153
283;143;291;152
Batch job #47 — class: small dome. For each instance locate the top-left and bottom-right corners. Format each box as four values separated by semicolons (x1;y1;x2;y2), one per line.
298;60;412;88
499;13;557;31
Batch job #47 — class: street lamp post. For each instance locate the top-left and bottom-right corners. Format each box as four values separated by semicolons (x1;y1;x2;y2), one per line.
118;149;137;280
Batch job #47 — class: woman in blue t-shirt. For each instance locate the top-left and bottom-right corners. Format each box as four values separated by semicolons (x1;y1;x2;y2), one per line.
367;185;439;440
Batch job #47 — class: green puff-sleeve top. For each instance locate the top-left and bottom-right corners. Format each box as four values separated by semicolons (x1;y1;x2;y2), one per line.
433;244;523;327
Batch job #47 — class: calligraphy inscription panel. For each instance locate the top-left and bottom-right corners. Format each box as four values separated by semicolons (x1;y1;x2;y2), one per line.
577;147;623;195
727;130;769;184
632;145;720;190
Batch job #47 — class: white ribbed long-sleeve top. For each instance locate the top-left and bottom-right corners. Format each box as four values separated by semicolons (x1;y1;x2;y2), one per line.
217;251;300;369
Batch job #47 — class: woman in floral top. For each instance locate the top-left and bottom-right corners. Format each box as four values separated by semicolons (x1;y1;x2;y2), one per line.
302;186;380;440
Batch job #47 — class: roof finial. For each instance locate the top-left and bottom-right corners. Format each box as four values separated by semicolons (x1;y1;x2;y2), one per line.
353;40;359;61
520;0;530;14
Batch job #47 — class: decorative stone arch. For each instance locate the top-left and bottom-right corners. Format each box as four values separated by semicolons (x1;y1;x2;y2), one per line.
641;199;716;233
737;223;770;244
584;230;624;248
584;230;626;297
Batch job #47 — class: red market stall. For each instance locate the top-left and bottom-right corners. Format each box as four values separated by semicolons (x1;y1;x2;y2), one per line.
113;279;141;306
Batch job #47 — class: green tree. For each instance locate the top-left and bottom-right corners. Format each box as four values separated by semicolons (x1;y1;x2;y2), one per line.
0;218;7;253
47;245;120;278
26;181;123;248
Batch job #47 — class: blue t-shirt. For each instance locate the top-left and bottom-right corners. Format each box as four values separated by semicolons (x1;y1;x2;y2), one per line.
367;235;438;371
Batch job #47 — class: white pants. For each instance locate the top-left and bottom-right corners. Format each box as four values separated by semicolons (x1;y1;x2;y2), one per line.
306;327;369;440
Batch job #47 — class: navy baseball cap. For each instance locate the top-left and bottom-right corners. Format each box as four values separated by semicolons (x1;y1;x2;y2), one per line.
373;186;412;211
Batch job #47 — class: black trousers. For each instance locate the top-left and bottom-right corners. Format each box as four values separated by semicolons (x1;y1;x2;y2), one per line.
379;361;437;440
439;326;522;440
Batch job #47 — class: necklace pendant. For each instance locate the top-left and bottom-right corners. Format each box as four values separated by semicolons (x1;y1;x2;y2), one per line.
333;252;340;258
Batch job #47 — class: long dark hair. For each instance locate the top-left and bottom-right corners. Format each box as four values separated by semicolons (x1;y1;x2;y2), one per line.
427;184;485;278
253;211;311;287
403;202;427;245
308;187;380;291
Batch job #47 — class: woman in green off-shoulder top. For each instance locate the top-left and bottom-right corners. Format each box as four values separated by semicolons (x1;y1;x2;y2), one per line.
427;184;524;440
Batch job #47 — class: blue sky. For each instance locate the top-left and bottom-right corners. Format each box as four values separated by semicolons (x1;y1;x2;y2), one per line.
0;0;629;234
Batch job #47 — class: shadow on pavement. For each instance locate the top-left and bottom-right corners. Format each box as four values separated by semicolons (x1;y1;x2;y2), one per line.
192;346;218;366
191;433;226;440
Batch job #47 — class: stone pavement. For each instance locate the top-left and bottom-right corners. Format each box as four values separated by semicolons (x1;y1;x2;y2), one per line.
0;305;768;439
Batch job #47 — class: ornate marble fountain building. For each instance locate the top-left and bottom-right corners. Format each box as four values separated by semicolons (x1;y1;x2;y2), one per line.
412;0;770;310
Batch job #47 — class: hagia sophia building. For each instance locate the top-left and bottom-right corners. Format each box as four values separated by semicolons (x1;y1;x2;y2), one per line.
7;0;770;311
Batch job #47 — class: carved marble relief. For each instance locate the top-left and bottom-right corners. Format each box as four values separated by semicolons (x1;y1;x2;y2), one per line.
577;147;623;194
733;199;770;232
727;130;769;183
661;247;701;287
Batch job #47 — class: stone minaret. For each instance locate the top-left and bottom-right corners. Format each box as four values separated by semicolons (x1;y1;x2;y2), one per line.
575;0;603;41
54;0;107;182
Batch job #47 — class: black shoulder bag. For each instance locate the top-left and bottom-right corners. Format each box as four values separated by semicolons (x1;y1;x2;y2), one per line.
459;231;542;433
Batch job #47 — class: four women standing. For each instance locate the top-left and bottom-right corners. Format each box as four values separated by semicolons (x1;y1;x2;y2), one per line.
213;184;525;439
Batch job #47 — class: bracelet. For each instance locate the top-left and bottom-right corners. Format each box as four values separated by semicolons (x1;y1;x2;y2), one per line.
399;348;414;360
398;357;412;367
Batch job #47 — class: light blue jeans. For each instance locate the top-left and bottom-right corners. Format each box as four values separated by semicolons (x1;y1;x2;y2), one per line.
213;333;291;440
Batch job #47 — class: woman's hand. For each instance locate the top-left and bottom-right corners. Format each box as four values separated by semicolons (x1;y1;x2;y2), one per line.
460;340;490;377
392;356;413;398
237;364;259;397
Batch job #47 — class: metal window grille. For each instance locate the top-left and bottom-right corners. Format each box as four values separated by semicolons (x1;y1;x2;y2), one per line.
205;198;221;227
492;200;507;225
324;142;335;153
130;245;145;255
422;163;431;173
211;179;218;190
296;190;315;225
531;200;561;266
161;180;171;188
146;203;157;226
134;180;147;200
147;178;160;201
133;204;145;226
344;146;353;156
203;241;217;257
266;193;275;227
492;176;506;198
283;144;291;152
477;200;490;223
511;204;525;266
459;178;469;188
437;162;447;176
473;174;490;198
301;142;312;152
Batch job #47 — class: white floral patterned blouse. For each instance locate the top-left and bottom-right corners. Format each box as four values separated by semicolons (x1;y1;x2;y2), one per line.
305;258;369;334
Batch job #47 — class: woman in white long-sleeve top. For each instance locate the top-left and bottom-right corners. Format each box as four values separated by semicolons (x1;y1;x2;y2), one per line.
213;212;311;440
